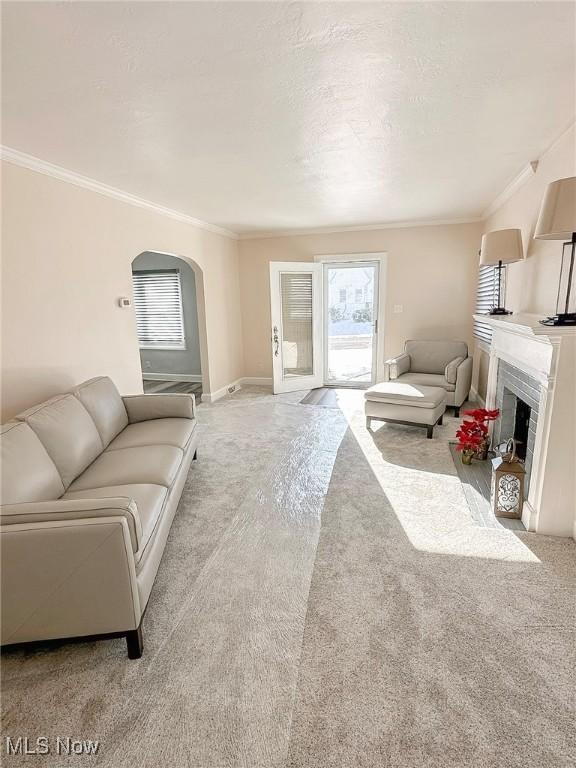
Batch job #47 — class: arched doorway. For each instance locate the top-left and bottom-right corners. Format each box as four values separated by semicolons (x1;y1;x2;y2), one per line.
131;251;210;399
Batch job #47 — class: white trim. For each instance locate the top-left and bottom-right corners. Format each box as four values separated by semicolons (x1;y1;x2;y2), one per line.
142;373;202;383
1;145;238;240
482;162;539;220
475;339;491;355
482;120;576;221
203;379;242;403
321;260;380;387
239;217;480;240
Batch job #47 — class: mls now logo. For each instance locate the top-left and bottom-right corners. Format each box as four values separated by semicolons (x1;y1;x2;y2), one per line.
5;736;100;756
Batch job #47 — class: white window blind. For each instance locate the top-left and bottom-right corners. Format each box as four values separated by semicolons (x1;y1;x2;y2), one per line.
280;272;313;376
133;269;186;349
473;265;497;343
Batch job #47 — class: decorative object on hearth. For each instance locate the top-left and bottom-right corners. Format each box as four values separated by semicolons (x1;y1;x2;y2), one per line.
490;438;526;519
534;176;576;326
456;408;499;463
479;229;524;314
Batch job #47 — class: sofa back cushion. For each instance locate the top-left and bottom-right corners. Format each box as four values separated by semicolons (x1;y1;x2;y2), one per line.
73;377;128;448
405;340;468;375
16;395;103;489
1;422;65;503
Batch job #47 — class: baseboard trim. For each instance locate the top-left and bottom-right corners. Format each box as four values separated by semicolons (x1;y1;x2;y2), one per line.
204;379;243;403
469;387;485;406
143;373;202;383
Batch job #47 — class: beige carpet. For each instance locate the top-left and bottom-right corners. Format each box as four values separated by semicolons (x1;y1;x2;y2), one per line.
1;387;574;767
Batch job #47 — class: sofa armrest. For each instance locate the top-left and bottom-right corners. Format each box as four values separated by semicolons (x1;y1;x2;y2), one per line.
454;356;473;407
385;353;411;380
445;356;466;385
1;504;142;645
0;498;142;553
122;393;196;423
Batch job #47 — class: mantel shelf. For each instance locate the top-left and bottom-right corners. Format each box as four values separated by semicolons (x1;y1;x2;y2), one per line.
473;313;576;339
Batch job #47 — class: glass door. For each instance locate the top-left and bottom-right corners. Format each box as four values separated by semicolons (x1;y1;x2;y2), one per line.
324;262;379;386
269;262;323;394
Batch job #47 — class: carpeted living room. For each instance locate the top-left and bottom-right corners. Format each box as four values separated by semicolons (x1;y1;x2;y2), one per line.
1;3;575;768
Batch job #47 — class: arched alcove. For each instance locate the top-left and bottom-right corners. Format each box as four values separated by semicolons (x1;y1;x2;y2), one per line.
130;251;211;397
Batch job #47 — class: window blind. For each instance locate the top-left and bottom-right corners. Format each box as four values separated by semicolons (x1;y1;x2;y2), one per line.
473;265;497;343
280;272;313;376
133;269;186;349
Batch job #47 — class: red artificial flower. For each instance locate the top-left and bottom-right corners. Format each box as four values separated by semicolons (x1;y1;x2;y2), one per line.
456;408;499;452
463;408;500;423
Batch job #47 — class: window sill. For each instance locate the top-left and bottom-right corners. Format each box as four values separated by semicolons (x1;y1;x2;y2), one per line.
139;345;187;351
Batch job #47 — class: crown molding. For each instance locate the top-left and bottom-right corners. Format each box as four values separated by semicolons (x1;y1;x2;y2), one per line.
0;146;239;240
481;161;539;220
238;216;482;241
482;119;576;221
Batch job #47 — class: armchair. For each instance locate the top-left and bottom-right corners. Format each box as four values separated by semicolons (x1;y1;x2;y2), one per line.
384;340;473;416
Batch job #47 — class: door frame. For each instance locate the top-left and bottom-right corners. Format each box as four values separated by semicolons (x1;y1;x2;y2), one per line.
314;253;387;386
321;260;380;387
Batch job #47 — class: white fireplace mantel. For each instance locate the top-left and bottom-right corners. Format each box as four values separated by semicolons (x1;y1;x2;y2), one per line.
473;313;576;539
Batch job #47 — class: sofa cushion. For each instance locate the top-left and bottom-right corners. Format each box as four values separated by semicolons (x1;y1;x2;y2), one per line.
67;445;183;492
404;340;468;375
16;395;103;489
106;418;195;451
73;377;128;448
1;422;65;504
365;382;446;408
396;372;456;392
63;484;167;556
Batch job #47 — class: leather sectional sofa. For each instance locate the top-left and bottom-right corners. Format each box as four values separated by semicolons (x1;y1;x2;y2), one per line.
1;376;198;658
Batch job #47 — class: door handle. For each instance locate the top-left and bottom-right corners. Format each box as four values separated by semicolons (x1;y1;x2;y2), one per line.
273;326;279;356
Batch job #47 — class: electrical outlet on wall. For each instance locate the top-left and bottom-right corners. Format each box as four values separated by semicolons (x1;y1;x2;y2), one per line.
393;304;403;314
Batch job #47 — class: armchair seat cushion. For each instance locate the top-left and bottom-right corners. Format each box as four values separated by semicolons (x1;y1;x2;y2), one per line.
64;484;167;557
396;372;456;392
106;418;195;452
67;445;183;492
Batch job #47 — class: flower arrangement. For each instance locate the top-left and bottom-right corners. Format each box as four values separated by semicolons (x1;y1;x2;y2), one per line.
456;408;499;464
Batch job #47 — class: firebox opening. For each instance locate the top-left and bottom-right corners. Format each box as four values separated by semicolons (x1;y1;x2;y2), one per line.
514;398;531;461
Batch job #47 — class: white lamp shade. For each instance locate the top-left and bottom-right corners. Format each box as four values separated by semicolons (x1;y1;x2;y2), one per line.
479;228;524;266
534;176;576;240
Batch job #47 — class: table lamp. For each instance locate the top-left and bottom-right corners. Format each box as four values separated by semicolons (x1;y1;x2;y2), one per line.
479;228;524;314
534;176;576;326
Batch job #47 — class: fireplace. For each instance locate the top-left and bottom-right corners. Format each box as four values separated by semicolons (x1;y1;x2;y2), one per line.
473;311;576;537
494;360;540;494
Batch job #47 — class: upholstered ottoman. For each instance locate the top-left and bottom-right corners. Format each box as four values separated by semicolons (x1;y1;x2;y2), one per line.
364;382;446;439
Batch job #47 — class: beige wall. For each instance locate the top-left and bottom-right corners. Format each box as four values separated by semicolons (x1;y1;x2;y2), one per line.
474;123;576;397
239;223;482;379
1;161;244;420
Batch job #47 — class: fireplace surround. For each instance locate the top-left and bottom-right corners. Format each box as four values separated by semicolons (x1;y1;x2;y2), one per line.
494;360;540;491
474;313;576;537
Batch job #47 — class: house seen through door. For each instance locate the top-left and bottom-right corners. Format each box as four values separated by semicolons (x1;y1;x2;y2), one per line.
269;259;380;394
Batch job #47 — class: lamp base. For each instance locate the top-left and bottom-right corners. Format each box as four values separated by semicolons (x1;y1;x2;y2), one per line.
488;307;513;315
539;313;576;327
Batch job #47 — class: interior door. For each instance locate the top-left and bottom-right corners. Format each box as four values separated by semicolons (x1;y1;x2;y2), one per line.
270;262;323;394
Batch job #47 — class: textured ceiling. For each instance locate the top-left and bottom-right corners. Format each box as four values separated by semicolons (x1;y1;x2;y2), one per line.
2;1;575;235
